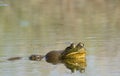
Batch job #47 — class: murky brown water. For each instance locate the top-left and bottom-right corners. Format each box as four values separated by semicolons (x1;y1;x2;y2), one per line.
0;0;120;76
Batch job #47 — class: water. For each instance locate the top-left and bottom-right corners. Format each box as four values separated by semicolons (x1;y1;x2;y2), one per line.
0;0;120;76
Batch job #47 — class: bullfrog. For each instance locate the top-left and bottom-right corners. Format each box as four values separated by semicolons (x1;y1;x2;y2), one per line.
60;42;87;73
6;42;87;73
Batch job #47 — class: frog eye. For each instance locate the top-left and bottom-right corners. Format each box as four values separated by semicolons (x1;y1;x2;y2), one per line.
80;42;84;47
70;43;75;48
76;42;84;47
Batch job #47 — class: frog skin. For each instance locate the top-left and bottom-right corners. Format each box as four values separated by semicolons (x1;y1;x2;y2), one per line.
61;42;86;59
60;42;87;73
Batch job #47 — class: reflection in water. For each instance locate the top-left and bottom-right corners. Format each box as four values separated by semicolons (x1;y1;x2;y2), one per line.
45;43;87;73
0;0;120;76
61;42;87;73
7;57;22;61
45;51;87;73
62;57;86;73
24;43;87;73
46;54;86;73
44;50;87;73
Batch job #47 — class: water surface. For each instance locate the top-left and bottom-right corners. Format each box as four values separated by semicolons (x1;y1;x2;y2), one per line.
0;0;120;76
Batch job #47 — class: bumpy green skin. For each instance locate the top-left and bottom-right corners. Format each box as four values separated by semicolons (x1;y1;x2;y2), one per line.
60;42;87;73
61;42;86;59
